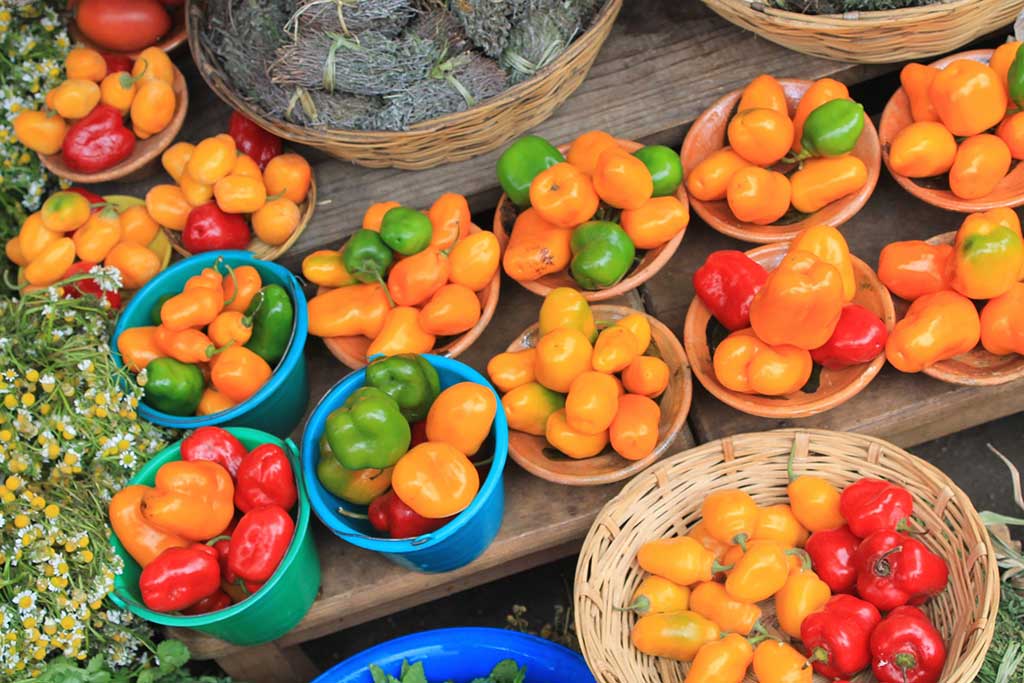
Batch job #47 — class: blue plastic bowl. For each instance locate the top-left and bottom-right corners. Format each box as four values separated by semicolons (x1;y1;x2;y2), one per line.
112;250;309;438
313;627;595;683
302;355;508;573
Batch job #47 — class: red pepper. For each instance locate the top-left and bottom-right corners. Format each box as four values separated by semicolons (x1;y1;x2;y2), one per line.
62;261;122;309
228;505;294;583
234;443;298;513
228;111;282;170
693;250;769;330
409;420;428;449
180;426;248;479
870;606;946;683
810;304;888;369
139;544;221;612
801;594;881;679
181;589;232;615
839;477;914;538
62;104;135;173
368;490;451;539
182;202;251;253
805;524;860;594
211;537;235;582
854;530;949;612
102;53;134;75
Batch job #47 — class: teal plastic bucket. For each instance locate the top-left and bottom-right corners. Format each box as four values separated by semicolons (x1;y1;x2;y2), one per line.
111;250;309;438
109;428;320;646
303;355;508;573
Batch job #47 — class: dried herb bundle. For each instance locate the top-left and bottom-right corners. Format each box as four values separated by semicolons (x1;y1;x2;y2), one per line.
285;0;416;38
450;0;516;58
770;0;942;13
501;4;583;84
282;86;383;128
409;5;471;54
205;0;291;106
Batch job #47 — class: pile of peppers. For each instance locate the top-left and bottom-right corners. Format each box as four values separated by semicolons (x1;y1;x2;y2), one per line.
304;193;501;362
625;456;950;683
317;354;497;538
881;207;1024;371
695;225;889;397
116;258;294;417
687;74;868;225
497;130;687;290
109;427;299;614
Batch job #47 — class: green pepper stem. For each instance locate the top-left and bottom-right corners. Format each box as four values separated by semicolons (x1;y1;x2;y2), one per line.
613;595;650;615
206;340;236;359
732;533;749;552
471;457;493;468
221;261;239;308
711;560;734;574
205;535;232;546
746;622;772;646
785;547;812;571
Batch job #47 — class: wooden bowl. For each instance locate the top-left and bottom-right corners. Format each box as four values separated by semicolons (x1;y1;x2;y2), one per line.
681;79;881;244
68;2;188;58
683;242;896;418
504;306;692;487
492;139;688;302
39;66;188;184
879;49;1024;213
321;224;500;369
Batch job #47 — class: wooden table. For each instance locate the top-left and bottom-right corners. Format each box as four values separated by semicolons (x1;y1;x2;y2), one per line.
100;0;1024;679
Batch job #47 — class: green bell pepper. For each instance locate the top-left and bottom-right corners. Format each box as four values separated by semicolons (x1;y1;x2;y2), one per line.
496;135;565;208
799;99;865;158
343;229;394;284
142;358;204;416
1009;48;1024;109
324;386;411;470
150;293;173;325
633;145;683;197
570;221;636;290
364;353;441;422
316;436;393;505
379;206;433;256
244;284;294;365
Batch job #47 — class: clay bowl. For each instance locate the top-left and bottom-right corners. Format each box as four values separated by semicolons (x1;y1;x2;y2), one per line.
879;49;1024;212
492;138;688;302
504;306;692;487
681;79;881;244
68;2;189;58
683;242;895;418
39;65;188;184
321;224;500;369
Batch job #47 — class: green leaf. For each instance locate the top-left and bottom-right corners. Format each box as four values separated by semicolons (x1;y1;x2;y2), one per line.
488;660;526;683
156;640;190;672
370;665;389;683
400;661;428;683
86;656;105;674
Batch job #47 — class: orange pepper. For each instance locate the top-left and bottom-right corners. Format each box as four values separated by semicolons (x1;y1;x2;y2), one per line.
161;141;194;183
899;63;940;123
592;148;654;210
387;246;449;307
622;355;670;398
631;611;720;662
789;224;856;302
750;251;844;349
792;78;849;154
362;200;401;231
566;130;619;175
222;264;262;313
117;326;163;372
145;184;191;231
738;74;788;115
5;237;27;267
997;112;1024;160
775;552;831;638
130;78;175;135
13;110;67;155
592;325;640;374
186;134;237;185
214;174;267;214
427;192;471;251
878;240;953;301
728;108;794;166
487;349;536;393
252;197;300;246
621;195;689;250
208;310;253;347
366;306;436;358
212;345;272;402
689;581;762;636
753;504;809;548
41;190;91;232
185;266;222;292
119;205;160;245
534;326;593;392
637;536;727;586
702;489;759;544
73;205;122;262
564;370;620;434
886;290;981;372
24;238;75;287
49;79;101;119
992;41;1023;91
787;468;844;534
197;387;236;416
725;539;791;602
302;249;355;288
545;408;608;459
501;208;573;281
752;640;812;683
790;155;867;215
425;382;497;455
502;382;564;436
624;575;691;616
18;213;59;261
930;59;1006;137
418;283;481;336
950;207;1024;300
981;282;1024;355
685;633;754;683
448;230;500;291
609;393;660;461
392;442;480;518
726;167;791;225
530;162;599;227
687;148;751;202
538;287;597;341
617;312;651;352
99;71;139;115
141;461;235;541
160;285;224;331
132;47;175;84
108;485;189;567
154;325;221;364
231;153;262;179
307;283;390;338
66;47;106;81
104;242;161;289
263;153;312;204
713;328;813;396
888;121;958;178
949;134;1012;200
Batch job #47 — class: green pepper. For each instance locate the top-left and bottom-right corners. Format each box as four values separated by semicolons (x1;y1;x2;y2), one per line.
343;229;394;284
569;221;636;290
379;207;433;256
244;284;294;365
496;134;565;208
799;99;865;158
364;353;440;422
150;293;174;325
633;145;683;197
316;436;393;505
324;386;411;470
1009;48;1024;109
142;358;204;416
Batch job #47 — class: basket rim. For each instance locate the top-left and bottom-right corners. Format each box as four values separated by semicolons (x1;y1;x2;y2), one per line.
707;0;993;25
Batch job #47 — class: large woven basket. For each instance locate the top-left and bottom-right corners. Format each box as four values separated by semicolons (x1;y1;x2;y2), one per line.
187;0;622;170
575;429;999;683
701;0;1024;64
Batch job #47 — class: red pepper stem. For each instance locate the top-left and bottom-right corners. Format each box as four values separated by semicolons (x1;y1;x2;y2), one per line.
808;646;830;664
786;442;799;482
786;547;812;571
894;652;917;683
205;535;231;546
337;507;370;520
711;560;734;574
873;545;903;578
612;596;651;615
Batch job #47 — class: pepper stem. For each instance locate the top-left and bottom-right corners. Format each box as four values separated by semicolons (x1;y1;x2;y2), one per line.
873;545;903;578
337;507;370;520
613;596;651;615
732;533;749;552
711;560;734;574
206;340;236;359
205;535;231;546
221;261;239;308
746;622;772;646
786;547;812;571
808;646;830;664
894;651;917;683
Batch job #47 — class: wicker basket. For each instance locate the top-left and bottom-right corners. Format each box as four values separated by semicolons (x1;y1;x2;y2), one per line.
186;0;622;170
575;429;999;683
701;0;1024;64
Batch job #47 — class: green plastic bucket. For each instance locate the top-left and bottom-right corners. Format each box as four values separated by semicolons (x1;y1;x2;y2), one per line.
109;428;320;646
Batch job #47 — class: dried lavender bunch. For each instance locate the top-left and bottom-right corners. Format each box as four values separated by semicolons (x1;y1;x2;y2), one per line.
770;0;938;12
285;0;417;38
501;3;583;84
204;0;291;106
283;87;384;129
450;0;515;58
408;6;471;54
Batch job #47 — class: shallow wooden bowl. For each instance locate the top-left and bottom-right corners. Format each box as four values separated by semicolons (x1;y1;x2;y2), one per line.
68;2;188;58
492;139;688;302
504;306;692;487
39;66;188;184
683;243;896;418
681;79;881;244
321;224;500;369
879;49;1024;213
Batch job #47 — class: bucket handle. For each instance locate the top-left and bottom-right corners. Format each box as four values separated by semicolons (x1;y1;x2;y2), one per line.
332;530;433;546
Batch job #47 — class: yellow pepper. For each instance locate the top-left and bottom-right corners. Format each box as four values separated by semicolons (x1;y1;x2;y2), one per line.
724;539;791;603
684;633;754;683
631;611;720;662
749;251;845;350
486;349;536;393
534;327;592;393
752;640;812;683
501;382;564;435
775;551;831;638
753;504;809;548
366;307;436;359
538;287;597;341
689;581;762;636
885;290;981;373
545;409;607;459
591;325;639;374
713;329;812;396
788;224;856;302
622;575;690;616
950;207;1024;300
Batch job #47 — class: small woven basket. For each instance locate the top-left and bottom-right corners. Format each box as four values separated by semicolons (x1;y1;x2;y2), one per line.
701;0;1024;64
575;429;999;683
187;0;622;170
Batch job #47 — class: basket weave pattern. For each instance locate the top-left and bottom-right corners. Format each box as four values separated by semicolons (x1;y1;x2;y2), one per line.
575;429;998;683
701;0;1024;64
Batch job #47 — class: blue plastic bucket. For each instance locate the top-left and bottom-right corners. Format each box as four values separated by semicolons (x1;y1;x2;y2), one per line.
313;627;595;683
302;355;508;573
112;250;309;438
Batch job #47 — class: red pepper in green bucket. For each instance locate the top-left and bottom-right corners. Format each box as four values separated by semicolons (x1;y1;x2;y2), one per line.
181;426;248;479
228;505;294;583
235;443;298;513
140;544;221;612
